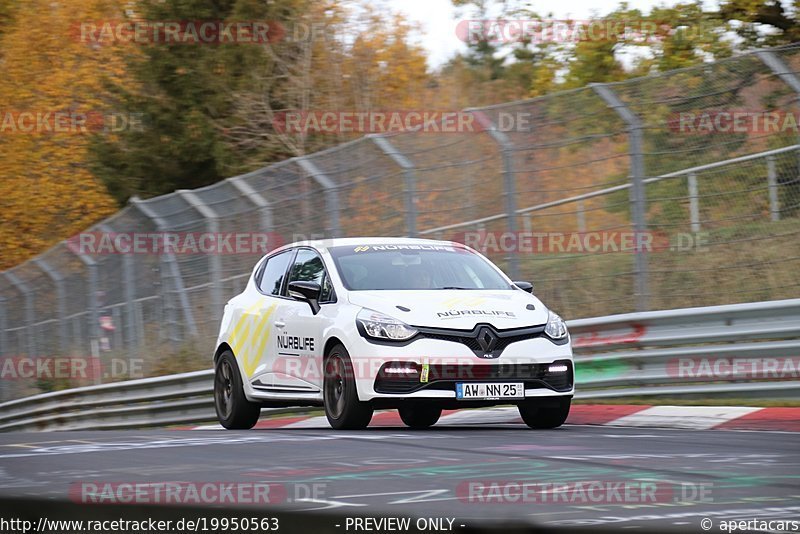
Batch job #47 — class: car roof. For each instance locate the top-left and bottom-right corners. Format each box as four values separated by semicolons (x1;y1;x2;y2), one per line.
278;237;465;252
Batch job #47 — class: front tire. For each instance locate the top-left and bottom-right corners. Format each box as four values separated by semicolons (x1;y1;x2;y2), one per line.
323;344;373;430
518;397;571;429
398;405;442;429
214;350;261;430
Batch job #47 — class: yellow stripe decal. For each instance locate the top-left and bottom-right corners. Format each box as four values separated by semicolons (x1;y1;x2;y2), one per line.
229;301;262;355
244;304;277;377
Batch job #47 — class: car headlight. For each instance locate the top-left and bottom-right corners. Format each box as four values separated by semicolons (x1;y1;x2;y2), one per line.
544;311;568;340
357;308;418;341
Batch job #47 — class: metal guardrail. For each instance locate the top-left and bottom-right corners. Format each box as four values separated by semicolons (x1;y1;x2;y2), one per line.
6;44;800;366
0;370;214;432
571;299;800;396
1;299;798;432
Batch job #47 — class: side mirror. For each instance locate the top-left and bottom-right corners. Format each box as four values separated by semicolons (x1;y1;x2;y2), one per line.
513;281;534;293
288;281;322;315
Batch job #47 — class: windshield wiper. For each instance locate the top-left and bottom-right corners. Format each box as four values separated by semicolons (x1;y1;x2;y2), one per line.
440;286;471;290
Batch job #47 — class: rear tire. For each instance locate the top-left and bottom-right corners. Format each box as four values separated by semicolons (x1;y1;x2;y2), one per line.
398;405;442;429
323;344;373;430
518;397;571;429
214;350;261;430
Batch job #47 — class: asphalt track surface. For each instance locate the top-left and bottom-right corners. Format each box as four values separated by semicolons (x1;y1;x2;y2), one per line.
0;421;798;532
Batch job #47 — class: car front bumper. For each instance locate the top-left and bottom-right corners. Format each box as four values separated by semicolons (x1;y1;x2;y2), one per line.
348;334;575;402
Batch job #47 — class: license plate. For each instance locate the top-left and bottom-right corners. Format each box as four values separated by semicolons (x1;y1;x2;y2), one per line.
456;382;524;400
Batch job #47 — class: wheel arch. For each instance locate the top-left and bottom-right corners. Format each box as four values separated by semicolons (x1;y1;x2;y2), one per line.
214;342;233;365
322;336;344;360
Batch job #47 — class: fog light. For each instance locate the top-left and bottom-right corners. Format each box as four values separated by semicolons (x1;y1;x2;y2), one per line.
383;367;418;374
548;364;569;373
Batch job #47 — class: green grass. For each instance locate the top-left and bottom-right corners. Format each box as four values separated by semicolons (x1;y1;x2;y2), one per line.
512;217;800;318
139;218;800;410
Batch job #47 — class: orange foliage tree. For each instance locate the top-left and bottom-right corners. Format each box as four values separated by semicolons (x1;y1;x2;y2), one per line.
0;0;128;269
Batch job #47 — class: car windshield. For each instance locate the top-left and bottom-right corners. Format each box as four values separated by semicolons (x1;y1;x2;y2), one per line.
329;244;512;290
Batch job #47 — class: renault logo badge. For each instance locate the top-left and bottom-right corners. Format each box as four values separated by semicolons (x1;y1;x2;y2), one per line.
476;326;498;357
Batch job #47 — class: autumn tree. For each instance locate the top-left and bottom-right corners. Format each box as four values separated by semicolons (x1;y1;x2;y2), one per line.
446;0;798;101
89;0;311;203
0;1;15;40
0;0;125;269
224;2;430;171
719;0;800;46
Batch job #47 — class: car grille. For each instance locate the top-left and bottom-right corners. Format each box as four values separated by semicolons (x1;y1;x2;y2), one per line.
416;323;546;359
374;361;573;394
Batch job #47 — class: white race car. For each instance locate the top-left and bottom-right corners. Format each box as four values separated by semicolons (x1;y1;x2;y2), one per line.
213;238;574;430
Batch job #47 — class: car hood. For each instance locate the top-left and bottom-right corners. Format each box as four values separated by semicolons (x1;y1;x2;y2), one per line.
347;289;549;330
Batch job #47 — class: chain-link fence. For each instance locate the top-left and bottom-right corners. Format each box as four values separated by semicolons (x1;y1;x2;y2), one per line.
3;44;800;400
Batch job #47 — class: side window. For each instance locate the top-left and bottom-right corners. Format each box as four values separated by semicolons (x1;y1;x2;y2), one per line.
321;273;335;303
287;249;335;303
258;250;294;296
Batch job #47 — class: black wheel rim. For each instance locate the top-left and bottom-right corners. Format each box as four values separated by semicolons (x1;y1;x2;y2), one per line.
325;355;346;419
215;359;233;419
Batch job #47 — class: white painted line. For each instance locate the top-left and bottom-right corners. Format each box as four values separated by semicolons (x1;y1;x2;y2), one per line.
191;424;224;430
438;406;520;425
292;498;367;510
281;416;330;429
184;406;799;432
607;405;763;430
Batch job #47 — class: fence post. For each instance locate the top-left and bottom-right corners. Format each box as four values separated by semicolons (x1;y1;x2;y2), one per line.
757;49;800;93
757;49;800;217
177;190;224;324
111;306;123;350
591;83;649;311
295;158;342;238
371;135;418;237
130;197;198;341
0;296;7;358
4;272;36;357
576;200;587;233
66;250;100;364
0;296;5;400
33;259;68;353
71;315;81;352
767;155;780;222
227;176;274;235
688;173;701;232
99;224;139;357
466;109;520;279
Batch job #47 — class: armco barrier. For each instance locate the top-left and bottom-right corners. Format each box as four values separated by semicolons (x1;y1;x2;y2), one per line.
5;43;800;374
1;299;798;431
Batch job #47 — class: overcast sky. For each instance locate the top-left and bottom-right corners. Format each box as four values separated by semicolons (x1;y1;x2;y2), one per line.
389;0;713;68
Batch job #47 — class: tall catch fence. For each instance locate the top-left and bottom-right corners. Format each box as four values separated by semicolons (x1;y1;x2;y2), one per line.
2;44;800;400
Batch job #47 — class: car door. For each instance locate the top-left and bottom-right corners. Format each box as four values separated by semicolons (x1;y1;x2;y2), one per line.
241;248;296;390
276;247;335;392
